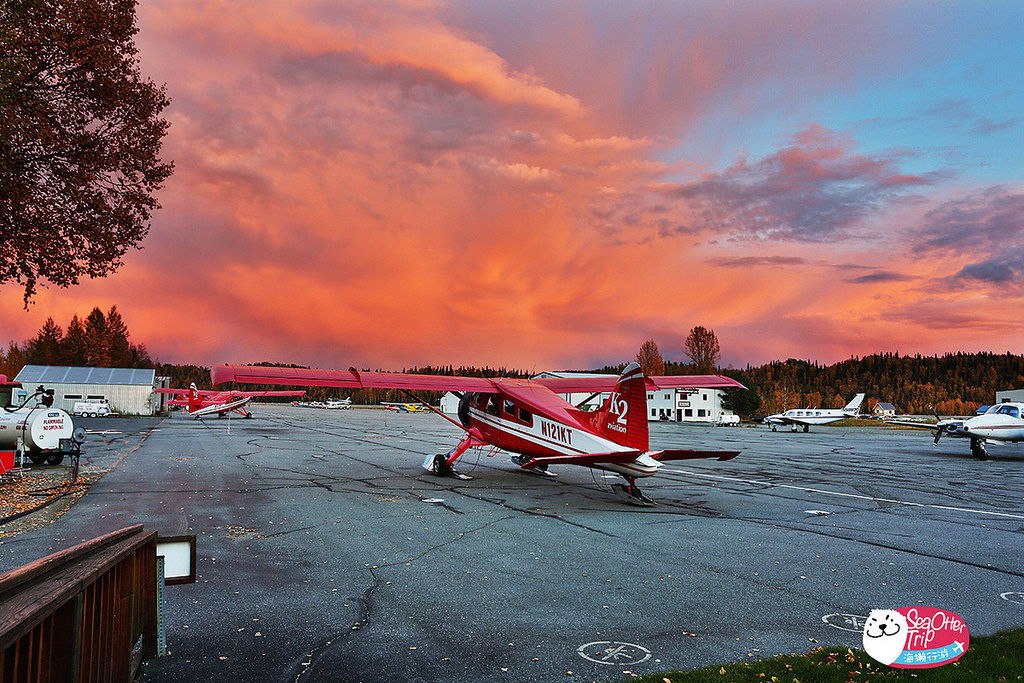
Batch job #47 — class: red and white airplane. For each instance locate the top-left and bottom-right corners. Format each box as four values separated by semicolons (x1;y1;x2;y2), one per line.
156;383;305;419
211;362;745;505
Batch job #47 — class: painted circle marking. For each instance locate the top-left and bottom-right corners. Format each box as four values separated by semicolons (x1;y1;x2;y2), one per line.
822;612;867;632
1000;591;1024;605
577;641;651;665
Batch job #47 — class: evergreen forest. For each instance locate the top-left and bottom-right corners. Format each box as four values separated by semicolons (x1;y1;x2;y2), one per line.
3;310;1023;417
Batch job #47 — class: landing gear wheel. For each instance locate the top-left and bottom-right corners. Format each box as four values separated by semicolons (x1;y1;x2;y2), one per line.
971;439;989;461
770;424;777;432
422;453;472;480
45;452;65;465
244;413;252;419
612;481;656;507
532;463;555;477
510;455;557;476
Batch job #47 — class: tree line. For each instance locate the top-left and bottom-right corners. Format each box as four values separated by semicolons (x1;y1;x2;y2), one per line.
2;313;1022;416
0;306;152;378
740;353;1024;417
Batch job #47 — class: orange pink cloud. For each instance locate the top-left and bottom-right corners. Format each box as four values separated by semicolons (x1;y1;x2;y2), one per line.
2;0;1021;373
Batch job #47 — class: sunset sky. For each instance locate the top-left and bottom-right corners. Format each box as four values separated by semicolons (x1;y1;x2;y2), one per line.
3;0;1022;372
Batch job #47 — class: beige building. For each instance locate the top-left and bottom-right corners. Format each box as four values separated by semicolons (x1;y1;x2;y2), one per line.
14;365;168;416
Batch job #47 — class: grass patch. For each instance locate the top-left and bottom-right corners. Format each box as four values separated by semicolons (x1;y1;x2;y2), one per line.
830;418;887;427
618;627;1024;682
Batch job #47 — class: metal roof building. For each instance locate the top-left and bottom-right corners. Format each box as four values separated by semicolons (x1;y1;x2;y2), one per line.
14;366;162;416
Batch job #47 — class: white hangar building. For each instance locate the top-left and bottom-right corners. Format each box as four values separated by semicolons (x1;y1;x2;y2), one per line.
14;365;167;416
440;371;736;423
997;389;1024;404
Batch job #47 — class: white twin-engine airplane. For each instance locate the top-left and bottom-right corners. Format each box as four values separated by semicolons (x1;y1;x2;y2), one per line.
888;402;1024;460
764;393;865;432
212;362;745;506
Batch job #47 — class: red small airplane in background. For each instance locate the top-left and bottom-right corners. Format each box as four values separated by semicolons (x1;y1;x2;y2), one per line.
155;382;305;419
212;362;744;505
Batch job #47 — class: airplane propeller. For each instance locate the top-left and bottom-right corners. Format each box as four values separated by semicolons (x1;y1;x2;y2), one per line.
929;404;943;445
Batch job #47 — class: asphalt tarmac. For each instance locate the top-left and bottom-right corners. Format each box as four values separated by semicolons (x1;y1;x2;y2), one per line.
2;407;1023;682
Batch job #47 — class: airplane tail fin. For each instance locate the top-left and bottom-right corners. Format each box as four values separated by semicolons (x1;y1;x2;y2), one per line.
843;393;866;415
187;382;202;413
592;362;649;450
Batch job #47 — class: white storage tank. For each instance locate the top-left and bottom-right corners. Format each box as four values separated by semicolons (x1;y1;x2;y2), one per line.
0;407;79;464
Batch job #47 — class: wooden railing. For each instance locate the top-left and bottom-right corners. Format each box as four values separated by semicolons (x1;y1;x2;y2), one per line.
0;525;159;682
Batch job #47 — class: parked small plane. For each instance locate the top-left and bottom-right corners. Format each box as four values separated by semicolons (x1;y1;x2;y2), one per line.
764;393;865;432
293;397;352;409
887;403;1024;460
382;402;429;413
211;362;745;505
156;383;305;419
325;397;352;409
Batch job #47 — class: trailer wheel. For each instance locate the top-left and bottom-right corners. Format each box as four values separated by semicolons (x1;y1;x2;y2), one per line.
28;452;46;464
45;452;65;465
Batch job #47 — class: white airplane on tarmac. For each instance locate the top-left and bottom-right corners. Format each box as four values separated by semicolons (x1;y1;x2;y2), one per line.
764;393;865;432
887;402;1024;460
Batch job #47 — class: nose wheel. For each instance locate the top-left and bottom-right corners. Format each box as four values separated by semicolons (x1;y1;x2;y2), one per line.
970;438;989;461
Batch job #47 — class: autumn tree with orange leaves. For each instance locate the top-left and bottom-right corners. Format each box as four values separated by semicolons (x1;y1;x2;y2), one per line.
0;0;173;303
684;326;721;374
635;339;665;376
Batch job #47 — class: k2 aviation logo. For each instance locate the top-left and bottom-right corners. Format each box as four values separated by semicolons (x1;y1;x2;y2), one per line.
862;606;969;668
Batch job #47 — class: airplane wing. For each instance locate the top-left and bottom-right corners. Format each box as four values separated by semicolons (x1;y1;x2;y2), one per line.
212;365;744;394
516;451;645;468
230;390;306;398
885;419;943;431
517;448;739;469
652;449;740;461
533;374;745;393
153;387;250;399
211;365;499;393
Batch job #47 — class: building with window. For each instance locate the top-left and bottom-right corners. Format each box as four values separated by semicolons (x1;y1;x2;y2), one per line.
873;402;897;417
645;387;731;422
13;366;168;416
997;389;1024;403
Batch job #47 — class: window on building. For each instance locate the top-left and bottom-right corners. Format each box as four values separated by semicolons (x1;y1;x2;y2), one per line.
684;409;693;417
698;409;706;417
87;395;105;401
64;394;83;400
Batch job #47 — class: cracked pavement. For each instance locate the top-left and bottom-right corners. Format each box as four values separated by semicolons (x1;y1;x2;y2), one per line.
1;407;1023;682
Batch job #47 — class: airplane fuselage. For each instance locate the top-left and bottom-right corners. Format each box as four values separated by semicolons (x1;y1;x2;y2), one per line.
963;403;1024;443
191;396;251;418
766;409;850;426
459;391;660;478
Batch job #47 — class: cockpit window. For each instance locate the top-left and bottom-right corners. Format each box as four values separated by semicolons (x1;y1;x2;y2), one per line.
997;404;1020;419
